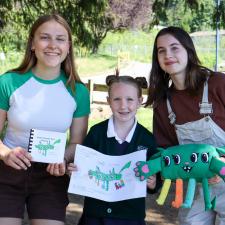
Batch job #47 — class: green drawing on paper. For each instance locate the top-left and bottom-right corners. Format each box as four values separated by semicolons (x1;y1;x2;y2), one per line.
88;161;131;191
35;139;61;156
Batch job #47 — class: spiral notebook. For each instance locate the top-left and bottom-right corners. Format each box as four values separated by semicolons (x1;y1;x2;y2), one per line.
28;129;67;163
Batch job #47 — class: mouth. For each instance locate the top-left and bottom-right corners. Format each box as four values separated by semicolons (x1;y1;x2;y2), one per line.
165;61;176;66
182;166;193;173
119;112;129;115
44;52;60;56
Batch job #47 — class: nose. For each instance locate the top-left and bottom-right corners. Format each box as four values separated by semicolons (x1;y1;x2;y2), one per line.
48;38;57;48
164;49;172;58
184;162;189;165
120;99;127;108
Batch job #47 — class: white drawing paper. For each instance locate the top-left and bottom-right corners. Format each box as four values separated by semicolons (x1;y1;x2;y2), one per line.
68;144;147;202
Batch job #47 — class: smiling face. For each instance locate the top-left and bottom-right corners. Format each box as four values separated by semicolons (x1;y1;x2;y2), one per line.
157;34;188;87
160;144;219;181
31;20;70;74
107;82;142;126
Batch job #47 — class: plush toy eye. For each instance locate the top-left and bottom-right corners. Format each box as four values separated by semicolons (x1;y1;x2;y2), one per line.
201;152;209;163
164;156;170;166
173;154;181;164
191;153;198;162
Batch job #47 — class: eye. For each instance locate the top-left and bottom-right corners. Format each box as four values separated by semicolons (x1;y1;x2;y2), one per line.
40;36;49;40
173;154;180;165
201;152;209;163
191;153;198;163
164;156;170;166
127;97;134;101
57;38;66;42
157;49;165;54
113;97;120;101
171;46;179;51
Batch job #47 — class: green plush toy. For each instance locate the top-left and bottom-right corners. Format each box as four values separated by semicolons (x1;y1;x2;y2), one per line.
134;144;225;210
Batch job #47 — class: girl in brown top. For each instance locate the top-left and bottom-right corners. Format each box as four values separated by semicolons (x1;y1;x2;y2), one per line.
146;26;225;225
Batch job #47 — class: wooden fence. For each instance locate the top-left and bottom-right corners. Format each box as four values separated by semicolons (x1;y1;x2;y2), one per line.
85;79;148;104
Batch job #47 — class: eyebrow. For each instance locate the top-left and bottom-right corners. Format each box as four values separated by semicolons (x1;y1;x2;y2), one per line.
157;43;181;50
39;32;67;37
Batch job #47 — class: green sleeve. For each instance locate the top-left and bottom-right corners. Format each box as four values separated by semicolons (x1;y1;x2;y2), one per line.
0;73;11;110
73;83;90;118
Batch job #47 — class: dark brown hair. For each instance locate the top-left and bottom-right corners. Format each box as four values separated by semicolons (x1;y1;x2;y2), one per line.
106;75;147;98
9;14;81;91
145;26;212;107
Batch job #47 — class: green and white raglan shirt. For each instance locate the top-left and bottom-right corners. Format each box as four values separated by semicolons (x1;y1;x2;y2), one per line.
0;70;90;150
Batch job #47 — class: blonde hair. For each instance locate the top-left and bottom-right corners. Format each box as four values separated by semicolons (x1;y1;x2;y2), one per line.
10;14;81;91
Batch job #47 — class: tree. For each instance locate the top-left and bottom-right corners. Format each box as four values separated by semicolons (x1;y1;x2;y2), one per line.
151;0;225;31
108;0;153;30
0;0;155;53
0;0;111;53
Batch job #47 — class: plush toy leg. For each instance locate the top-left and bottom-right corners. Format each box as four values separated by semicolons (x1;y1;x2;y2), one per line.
156;179;171;205
202;178;216;210
172;179;183;208
182;178;196;208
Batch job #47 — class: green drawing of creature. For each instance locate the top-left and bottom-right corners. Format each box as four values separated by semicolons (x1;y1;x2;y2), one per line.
88;161;131;191
35;139;61;156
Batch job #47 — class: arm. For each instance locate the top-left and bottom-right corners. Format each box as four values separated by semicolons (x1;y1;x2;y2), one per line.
46;116;88;176
0;109;32;170
65;116;89;162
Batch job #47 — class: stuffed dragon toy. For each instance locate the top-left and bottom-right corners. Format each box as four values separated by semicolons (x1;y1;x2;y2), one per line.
134;144;225;210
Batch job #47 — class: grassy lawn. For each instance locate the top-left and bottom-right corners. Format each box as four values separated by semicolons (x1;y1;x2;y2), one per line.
76;54;118;76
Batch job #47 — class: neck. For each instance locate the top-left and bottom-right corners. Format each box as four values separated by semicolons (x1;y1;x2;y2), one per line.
114;118;135;141
170;72;186;90
32;65;60;80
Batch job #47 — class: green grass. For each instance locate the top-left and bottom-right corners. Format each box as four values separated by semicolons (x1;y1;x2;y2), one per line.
76;54;118;76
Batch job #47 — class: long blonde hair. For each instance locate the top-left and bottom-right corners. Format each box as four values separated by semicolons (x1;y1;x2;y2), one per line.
10;14;81;91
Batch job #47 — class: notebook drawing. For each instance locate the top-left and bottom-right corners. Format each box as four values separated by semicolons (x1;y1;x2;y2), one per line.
28;129;67;163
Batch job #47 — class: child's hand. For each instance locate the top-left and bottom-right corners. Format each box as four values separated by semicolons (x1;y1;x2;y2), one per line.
147;175;156;190
46;162;66;176
66;163;78;176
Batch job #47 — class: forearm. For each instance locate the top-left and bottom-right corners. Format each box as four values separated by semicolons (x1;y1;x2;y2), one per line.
64;143;77;163
0;139;11;160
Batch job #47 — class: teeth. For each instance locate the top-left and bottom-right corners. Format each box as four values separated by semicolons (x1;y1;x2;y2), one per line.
183;166;192;172
45;52;59;55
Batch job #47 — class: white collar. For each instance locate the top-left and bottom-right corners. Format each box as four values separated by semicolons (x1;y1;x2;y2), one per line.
107;116;137;144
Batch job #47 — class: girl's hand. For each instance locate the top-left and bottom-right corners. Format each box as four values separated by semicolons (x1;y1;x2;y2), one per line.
46;161;66;176
2;147;32;170
66;163;77;176
208;156;225;184
147;175;156;190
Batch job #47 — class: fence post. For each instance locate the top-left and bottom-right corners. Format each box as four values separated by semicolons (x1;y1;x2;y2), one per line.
87;79;94;104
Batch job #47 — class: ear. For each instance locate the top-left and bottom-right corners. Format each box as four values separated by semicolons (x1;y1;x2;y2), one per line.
216;146;225;155
31;40;35;51
106;96;110;104
138;97;143;107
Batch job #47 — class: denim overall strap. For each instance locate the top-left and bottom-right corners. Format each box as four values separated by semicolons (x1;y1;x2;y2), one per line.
166;98;176;125
199;79;213;115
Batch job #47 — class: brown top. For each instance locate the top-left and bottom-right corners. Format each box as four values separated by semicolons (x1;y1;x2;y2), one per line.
153;72;225;148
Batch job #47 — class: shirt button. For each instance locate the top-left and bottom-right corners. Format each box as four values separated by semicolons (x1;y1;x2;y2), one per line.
107;208;112;214
205;117;209;122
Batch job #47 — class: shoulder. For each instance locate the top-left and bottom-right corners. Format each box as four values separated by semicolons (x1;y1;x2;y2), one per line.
136;123;155;142
75;82;89;93
0;71;31;85
0;71;31;91
208;72;225;86
89;119;109;133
